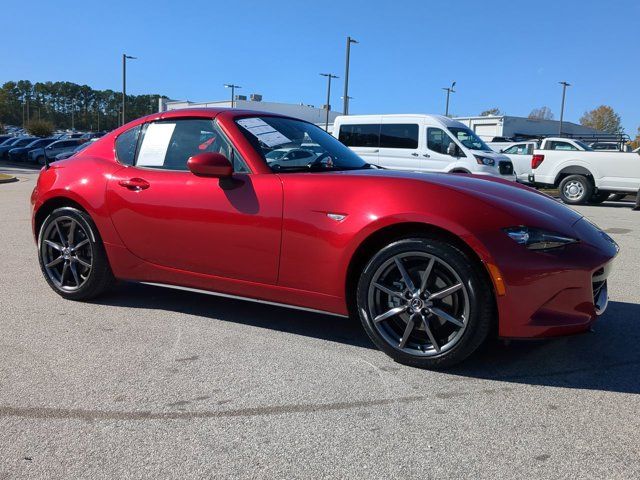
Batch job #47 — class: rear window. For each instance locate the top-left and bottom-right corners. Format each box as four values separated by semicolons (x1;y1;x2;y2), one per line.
380;124;419;149
338;124;380;147
115;125;141;165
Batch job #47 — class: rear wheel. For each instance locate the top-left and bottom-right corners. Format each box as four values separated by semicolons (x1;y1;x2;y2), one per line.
38;207;115;300
559;175;593;205
356;237;494;369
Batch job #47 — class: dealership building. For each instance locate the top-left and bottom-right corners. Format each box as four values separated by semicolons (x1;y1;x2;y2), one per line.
453;115;600;141
160;98;602;140
160;96;342;127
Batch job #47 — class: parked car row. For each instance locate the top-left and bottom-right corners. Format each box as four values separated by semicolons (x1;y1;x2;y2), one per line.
0;131;105;165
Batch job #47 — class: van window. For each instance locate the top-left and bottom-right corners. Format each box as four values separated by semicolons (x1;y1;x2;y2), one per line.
338;124;380;147
427;128;455;154
380;124;419;149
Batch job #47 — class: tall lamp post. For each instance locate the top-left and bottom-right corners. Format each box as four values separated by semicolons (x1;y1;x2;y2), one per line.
320;73;339;131
443;81;456;117
343;36;358;115
558;81;571;135
224;84;242;108
122;54;137;126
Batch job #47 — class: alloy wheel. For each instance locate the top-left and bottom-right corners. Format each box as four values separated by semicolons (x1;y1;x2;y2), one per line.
366;252;470;357
40;216;93;292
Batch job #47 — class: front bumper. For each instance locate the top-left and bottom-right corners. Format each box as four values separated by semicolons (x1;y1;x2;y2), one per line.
488;217;618;338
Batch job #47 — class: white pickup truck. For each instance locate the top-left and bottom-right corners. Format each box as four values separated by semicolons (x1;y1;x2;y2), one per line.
527;137;640;204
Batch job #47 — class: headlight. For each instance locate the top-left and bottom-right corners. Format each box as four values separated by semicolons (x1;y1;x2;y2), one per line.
503;226;578;251
474;155;495;166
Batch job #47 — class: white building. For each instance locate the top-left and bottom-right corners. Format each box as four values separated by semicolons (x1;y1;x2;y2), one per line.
454;115;600;141
161;96;341;129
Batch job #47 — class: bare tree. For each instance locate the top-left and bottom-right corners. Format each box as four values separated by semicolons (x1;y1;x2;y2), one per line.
479;108;501;116
528;106;554;120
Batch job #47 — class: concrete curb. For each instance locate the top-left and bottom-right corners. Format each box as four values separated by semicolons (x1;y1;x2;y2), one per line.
0;175;18;184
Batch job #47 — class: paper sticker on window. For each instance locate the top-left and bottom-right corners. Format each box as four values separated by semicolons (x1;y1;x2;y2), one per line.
137;123;176;166
237;117;291;147
256;131;291;148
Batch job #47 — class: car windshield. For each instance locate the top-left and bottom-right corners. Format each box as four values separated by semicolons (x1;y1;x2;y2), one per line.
449;127;492;152
236;116;371;172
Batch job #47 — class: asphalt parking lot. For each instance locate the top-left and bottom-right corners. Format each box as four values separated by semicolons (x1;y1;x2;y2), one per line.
1;166;638;479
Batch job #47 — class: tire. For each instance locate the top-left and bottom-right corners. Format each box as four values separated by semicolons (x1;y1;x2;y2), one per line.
589;191;610;204
38;207;115;300
356;237;494;369
558;175;593;205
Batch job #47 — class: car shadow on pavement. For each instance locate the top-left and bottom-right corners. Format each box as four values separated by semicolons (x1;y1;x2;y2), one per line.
96;284;640;394
449;300;640;394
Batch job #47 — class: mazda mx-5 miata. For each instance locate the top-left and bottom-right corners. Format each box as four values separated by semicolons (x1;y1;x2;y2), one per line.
31;109;618;368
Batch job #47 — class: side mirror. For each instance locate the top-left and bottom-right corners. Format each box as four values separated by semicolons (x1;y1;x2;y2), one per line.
187;152;233;178
447;142;458;156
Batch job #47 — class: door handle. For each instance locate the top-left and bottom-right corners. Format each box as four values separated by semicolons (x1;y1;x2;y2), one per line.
423;154;430;158
118;178;150;191
411;153;419;157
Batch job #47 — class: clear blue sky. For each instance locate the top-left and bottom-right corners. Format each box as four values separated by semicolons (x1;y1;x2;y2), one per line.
2;0;638;133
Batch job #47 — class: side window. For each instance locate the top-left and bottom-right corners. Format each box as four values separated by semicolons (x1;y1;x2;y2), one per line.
115;125;142;165
380;124;419;149
503;145;519;154
135;118;249;172
338;124;380;147
427;128;453;154
549;141;577;151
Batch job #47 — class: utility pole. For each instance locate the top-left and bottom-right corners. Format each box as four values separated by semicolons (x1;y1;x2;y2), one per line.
122;54;137;126
343;36;358;115
224;84;242;108
442;81;456;117
320;73;339;131
559;81;571;135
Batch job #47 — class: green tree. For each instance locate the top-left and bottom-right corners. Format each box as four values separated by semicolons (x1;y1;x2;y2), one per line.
579;105;623;134
26;119;55;137
479;108;502;116
528;106;554;120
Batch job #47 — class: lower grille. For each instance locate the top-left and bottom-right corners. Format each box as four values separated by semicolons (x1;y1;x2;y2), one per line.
499;161;513;175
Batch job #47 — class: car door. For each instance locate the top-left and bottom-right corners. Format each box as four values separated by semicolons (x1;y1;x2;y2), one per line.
106;117;283;284
377;122;420;170
502;143;533;182
421;127;458;172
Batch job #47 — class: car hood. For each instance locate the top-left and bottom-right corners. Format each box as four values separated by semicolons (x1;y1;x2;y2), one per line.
335;168;582;228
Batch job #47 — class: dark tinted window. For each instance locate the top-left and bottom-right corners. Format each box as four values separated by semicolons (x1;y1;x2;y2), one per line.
427;128;454;154
338;124;380;147
115;125;141;165
380;124;419;149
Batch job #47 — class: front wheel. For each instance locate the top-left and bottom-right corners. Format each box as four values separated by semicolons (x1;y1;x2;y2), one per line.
38;207;115;300
558;175;593;205
356;237;495;369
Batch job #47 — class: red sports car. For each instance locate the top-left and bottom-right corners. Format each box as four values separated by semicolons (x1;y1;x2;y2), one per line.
31;109;618;368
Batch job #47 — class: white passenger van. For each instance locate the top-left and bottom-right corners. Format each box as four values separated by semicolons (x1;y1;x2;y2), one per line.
333;114;516;180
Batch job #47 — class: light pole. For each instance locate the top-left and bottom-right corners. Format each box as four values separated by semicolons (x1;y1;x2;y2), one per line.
224;84;242;108
320;73;339;131
443;81;456;117
558;81;571;135
122;54;137;126
343;36;358;115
